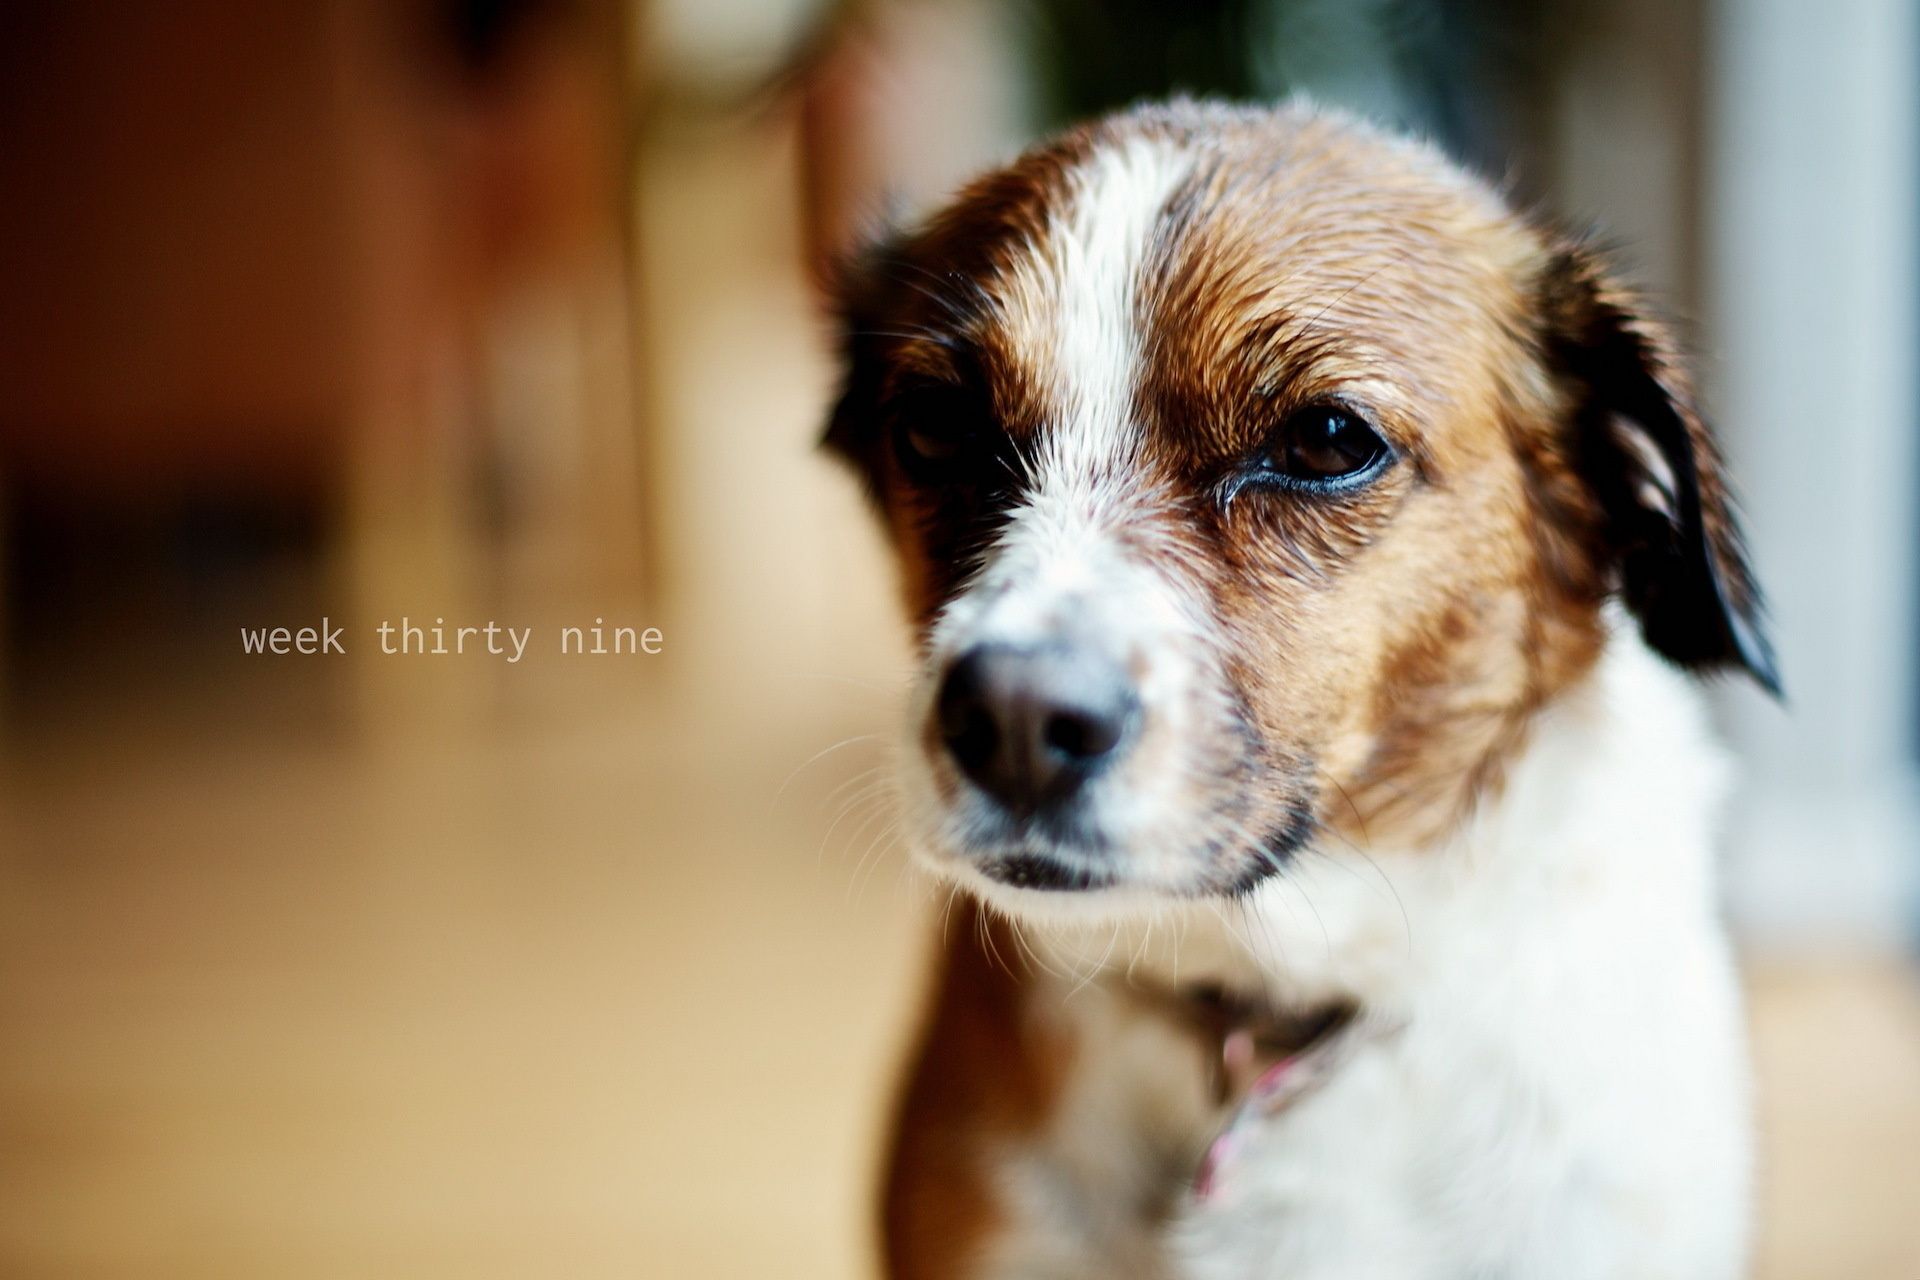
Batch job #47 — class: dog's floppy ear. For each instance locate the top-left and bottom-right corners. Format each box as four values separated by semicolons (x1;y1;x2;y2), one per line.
819;234;901;506
1541;244;1781;696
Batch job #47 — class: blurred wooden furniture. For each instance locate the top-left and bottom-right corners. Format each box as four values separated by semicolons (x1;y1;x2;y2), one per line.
0;1;647;720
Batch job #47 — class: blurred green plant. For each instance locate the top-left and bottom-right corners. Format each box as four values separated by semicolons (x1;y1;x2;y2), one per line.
1013;0;1534;169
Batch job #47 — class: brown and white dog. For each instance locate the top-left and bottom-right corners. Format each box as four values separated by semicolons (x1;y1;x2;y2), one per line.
823;100;1776;1280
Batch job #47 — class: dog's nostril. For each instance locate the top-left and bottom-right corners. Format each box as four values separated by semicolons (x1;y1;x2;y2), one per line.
933;642;1138;817
1043;707;1122;761
937;656;1000;775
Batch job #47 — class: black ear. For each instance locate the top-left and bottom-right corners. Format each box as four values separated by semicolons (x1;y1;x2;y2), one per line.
819;234;903;507
1541;246;1781;697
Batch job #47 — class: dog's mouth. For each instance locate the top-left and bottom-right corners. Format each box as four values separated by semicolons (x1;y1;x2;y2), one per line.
944;815;1131;896
971;849;1279;897
943;790;1318;902
976;852;1120;892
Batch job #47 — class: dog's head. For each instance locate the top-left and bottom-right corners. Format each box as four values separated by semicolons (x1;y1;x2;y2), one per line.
825;102;1773;912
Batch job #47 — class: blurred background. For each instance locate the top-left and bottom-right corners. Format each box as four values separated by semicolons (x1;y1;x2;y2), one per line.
0;0;1914;1275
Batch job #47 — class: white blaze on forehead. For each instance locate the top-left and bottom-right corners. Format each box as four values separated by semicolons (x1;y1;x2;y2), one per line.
953;135;1197;646
1024;134;1195;472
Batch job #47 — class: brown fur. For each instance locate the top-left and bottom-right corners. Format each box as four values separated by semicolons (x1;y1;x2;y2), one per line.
881;903;1072;1280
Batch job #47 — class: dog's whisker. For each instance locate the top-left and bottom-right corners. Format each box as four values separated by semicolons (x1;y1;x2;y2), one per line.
1299;808;1415;958
1064;924;1124;1003
815;763;886;816
774;734;884;802
849;818;905;905
1008;917;1073;985
842;798;900;889
937;882;965;945
975;903;1018;981
815;774;892;871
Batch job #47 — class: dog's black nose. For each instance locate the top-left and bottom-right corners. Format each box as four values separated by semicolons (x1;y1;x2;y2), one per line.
936;643;1138;816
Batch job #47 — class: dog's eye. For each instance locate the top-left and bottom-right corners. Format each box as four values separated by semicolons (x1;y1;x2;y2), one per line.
1265;405;1393;487
891;386;986;478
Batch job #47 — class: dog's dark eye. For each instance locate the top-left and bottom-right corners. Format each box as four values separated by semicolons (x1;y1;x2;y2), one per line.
1265;405;1393;487
891;386;986;478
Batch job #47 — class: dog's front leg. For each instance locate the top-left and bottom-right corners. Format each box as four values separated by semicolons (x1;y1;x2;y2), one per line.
883;909;1211;1280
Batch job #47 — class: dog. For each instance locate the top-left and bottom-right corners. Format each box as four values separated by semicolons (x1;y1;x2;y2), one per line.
823;100;1776;1280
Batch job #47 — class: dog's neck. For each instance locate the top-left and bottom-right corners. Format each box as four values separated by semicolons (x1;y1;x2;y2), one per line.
1018;627;1731;1014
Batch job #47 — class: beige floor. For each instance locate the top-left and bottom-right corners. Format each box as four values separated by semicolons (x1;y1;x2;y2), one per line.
0;656;1917;1279
0;645;914;1279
